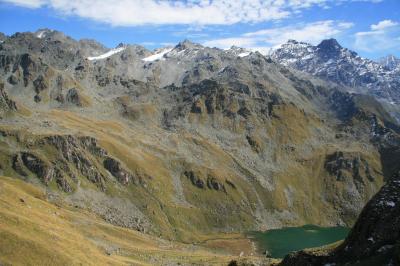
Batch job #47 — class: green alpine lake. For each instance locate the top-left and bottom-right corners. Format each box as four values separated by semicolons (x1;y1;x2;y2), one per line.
249;225;350;258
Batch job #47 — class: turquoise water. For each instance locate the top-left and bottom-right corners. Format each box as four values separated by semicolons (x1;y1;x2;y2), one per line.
249;225;350;258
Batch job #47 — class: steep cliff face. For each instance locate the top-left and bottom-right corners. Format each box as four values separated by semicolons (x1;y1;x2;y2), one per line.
0;30;399;244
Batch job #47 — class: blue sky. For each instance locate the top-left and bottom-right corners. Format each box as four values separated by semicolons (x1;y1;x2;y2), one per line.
0;0;399;59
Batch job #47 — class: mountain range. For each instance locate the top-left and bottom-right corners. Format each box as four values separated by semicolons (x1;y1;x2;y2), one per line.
0;29;399;265
270;39;400;111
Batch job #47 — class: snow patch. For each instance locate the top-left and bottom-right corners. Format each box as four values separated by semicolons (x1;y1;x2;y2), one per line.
87;47;126;61
142;48;173;62
238;52;251;57
36;30;52;39
386;201;396;207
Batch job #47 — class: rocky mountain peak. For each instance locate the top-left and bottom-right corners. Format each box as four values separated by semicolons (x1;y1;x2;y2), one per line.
317;38;343;58
287;39;300;45
317;38;341;50
116;42;125;48
379;54;400;71
34;28;55;39
271;38;400;108
174;39;202;51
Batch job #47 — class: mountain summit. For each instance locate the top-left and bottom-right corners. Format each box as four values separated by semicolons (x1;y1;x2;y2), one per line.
317;38;343;58
271;39;400;108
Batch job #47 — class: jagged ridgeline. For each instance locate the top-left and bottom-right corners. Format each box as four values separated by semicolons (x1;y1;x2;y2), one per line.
0;29;400;249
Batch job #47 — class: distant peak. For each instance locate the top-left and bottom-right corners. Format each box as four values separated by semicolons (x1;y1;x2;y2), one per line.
175;39;202;50
229;45;247;52
287;39;298;44
116;42;125;48
317;38;342;50
34;28;54;39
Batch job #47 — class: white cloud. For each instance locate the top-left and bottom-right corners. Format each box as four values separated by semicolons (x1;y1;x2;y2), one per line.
202;20;353;51
355;20;400;52
244;20;353;45
0;0;383;26
370;20;399;31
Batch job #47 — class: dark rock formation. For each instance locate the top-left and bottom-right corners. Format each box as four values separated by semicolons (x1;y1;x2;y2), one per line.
19;152;53;183
246;135;261;153
184;170;205;189
325;151;374;182
33;74;48;93
43;135;107;189
207;176;225;192
0;81;17;116
7;74;18;85
65;88;81;106
103;157;133;185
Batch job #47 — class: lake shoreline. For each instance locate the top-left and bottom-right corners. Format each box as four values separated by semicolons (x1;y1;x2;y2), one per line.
247;224;350;259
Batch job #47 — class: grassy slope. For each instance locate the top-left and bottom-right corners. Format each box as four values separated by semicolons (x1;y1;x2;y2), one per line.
0;175;272;265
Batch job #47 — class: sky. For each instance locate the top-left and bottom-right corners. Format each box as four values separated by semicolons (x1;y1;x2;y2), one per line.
0;0;399;60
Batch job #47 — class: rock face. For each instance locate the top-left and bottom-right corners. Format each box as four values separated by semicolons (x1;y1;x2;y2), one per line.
103;157;133;185
0;29;399;243
280;171;400;266
270;39;400;106
184;170;205;189
324;151;374;182
0;81;16;117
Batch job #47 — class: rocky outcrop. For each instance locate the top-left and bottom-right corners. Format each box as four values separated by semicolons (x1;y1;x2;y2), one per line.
43;135;106;189
184;170;227;192
65;88;82;106
33;74;48;93
184;170;205;189
325;151;374;182
280;171;400;266
207;176;226;192
19;53;38;87
103;157;133;185
246;135;262;153
7;74;18;85
0;81;17;117
20;152;52;183
12;151;72;192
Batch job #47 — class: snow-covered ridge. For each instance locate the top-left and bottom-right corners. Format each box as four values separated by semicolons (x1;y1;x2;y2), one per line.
87;46;126;61
142;48;173;62
270;39;400;105
225;46;253;57
238;52;251;57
